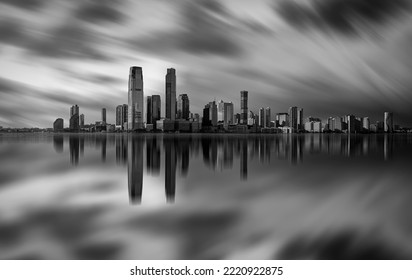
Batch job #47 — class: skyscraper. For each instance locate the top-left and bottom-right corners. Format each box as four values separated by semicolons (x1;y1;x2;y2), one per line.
218;100;225;122
224;102;234;126
166;68;176;120
177;94;190;120
152;95;161;128
80;114;84;128
69;104;79;131
265;107;271;128
297;108;303;130
384;112;393;133
240;90;248;125
122;104;128;129
259;108;265;127
288;106;298;131
209;101;218;126
101;108;106;124
116;105;123;126
128;66;144;131
146;96;152;124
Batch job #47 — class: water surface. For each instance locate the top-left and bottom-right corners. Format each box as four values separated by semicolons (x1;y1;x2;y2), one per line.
0;133;411;259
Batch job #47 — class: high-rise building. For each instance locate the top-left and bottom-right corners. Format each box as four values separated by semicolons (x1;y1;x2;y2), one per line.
80;114;84;128
116;105;123;126
151;95;161;127
247;110;255;126
384;112;393;133
297;108;303;130
69;104;79;131
240;90;248;125
166;68;176;120
362;117;370;132
259;108;265;127
209;101;218;126
347;115;356;134
218;100;225;122
128;66;144;131
101;108;106;124
146;96;152;124
332;117;343;132
265;107;271;128
202;104;211;127
177;94;190;120
53;118;64;132
224;102;234;125
288;106;298;131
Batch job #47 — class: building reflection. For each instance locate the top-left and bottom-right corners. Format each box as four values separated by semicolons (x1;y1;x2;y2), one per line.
164;137;177;203
53;135;64;153
58;134;400;204
69;135;79;165
128;136;143;204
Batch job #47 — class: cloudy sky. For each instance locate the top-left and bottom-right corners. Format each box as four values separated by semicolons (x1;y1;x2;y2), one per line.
1;0;412;128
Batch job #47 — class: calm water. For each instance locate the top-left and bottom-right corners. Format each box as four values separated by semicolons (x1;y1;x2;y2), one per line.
0;133;412;259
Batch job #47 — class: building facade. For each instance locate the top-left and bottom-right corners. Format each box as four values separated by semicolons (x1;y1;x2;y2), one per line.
166;68;176;120
128;66;144;131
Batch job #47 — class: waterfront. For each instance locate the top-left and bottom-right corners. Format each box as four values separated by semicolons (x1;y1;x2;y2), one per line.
0;133;412;259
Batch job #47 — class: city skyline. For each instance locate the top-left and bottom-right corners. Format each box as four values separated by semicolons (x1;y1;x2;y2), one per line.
1;1;412;128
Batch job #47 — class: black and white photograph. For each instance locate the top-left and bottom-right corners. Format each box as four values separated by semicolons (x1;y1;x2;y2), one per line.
1;0;412;269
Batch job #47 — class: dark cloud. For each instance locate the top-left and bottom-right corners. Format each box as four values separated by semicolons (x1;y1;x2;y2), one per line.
134;0;242;57
0;0;46;10
0;18;26;46
74;0;126;24
29;23;111;61
276;0;411;35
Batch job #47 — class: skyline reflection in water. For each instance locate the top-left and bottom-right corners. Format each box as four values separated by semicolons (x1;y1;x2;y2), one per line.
0;133;412;259
60;133;407;204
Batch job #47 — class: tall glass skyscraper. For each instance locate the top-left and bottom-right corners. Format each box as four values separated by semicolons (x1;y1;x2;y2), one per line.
240;90;248;125
166;68;176;120
128;66;144;131
177;94;190;120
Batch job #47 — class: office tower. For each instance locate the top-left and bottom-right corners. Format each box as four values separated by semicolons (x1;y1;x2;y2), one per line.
240;90;248;125
362;117;370;132
218;100;225;122
224;102;234;125
259;108;265;127
151;95;161;126
128;66;144;131
122;104;128;128
116;105;123;126
347;115;356;134
276;113;288;127
166;68;176;120
384;112;393;133
146;96;152;124
69;104;79;131
101;108;106;124
80;114;84;128
209;101;218;126
288;106;302;132
297;108;303;130
53;118;64;132
327;117;333;131
332;117;343;132
265;107;271;128
177;94;190;120
202;104;211;127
